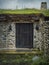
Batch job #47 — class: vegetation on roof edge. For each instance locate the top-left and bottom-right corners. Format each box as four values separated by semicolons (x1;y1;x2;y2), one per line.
0;9;49;16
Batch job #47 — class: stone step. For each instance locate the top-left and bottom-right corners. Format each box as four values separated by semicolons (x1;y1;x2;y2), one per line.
0;48;42;55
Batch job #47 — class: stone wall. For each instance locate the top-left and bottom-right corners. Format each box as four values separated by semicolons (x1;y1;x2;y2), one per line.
33;22;42;50
42;21;49;56
0;22;16;49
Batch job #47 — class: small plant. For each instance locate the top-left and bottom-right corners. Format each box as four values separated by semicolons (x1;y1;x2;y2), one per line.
32;56;49;65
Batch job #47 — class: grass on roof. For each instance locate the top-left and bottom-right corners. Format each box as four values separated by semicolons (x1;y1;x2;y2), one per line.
0;9;49;16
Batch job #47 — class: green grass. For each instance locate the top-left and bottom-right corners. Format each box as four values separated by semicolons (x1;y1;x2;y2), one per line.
0;54;36;65
0;9;49;16
0;9;41;14
0;54;49;65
